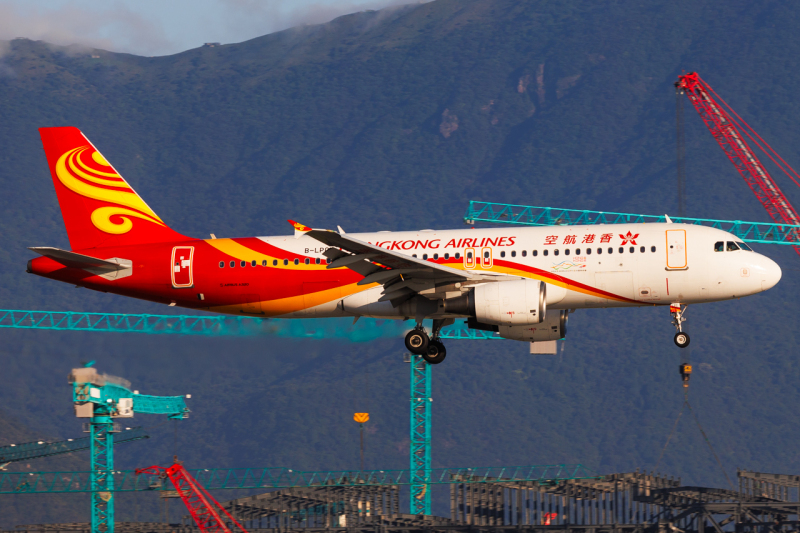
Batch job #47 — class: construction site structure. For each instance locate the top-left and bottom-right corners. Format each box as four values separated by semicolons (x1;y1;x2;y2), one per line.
69;365;190;533
11;468;800;533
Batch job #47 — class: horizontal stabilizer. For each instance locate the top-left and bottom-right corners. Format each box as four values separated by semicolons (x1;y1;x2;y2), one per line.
28;247;125;270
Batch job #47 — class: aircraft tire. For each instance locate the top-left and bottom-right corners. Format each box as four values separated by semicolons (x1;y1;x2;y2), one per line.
405;329;429;355
674;332;690;348
422;341;447;364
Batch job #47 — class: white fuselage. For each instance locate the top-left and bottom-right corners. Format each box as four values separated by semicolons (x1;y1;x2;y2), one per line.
268;223;781;319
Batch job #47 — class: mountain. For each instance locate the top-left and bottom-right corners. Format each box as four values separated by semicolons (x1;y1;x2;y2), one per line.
2;0;800;525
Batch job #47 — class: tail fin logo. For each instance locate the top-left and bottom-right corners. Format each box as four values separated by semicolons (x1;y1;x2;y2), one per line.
55;146;165;235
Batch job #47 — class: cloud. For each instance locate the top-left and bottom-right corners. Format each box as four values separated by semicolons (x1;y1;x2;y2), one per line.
0;2;174;57
0;0;429;57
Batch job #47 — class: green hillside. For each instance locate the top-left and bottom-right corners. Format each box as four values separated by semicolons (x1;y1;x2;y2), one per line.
2;0;800;524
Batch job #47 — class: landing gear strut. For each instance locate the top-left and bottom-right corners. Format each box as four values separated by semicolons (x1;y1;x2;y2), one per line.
671;303;690;348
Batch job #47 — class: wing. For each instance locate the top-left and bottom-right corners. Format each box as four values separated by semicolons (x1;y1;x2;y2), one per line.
293;221;512;306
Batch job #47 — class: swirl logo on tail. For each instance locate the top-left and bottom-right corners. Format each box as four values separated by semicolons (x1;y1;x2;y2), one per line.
55;146;165;235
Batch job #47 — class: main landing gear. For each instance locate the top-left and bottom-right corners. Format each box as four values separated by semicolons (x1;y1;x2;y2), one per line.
670;303;690;348
404;319;451;364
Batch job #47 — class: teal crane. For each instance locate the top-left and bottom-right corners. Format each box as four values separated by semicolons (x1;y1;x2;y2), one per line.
69;363;189;533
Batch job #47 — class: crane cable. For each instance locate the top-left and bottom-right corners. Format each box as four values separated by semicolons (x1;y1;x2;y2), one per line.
655;389;734;491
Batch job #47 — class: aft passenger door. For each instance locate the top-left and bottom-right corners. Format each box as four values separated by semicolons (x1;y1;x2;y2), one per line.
171;246;194;288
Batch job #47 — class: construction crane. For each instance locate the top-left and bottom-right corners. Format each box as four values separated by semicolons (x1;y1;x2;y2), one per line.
675;72;800;256
69;364;190;533
136;461;249;533
0;428;147;470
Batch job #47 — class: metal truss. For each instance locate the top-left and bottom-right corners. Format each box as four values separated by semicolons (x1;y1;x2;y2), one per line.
0;310;500;340
409;353;432;515
0;427;146;465
90;415;114;533
464;200;800;245
0;464;598;495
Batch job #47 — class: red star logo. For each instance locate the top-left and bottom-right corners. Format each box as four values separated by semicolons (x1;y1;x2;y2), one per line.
619;231;639;245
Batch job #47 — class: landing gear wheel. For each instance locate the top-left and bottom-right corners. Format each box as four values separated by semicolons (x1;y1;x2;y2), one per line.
422;340;447;365
405;329;429;355
674;332;690;348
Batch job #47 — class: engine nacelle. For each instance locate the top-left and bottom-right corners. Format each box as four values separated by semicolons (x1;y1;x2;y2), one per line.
497;310;568;341
444;279;545;326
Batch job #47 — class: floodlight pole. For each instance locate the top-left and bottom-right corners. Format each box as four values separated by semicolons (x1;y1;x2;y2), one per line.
409;353;431;515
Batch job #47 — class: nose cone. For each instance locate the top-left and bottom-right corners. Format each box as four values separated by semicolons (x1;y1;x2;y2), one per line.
760;255;782;291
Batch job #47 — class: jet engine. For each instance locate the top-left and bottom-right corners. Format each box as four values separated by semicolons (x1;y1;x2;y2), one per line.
497;310;569;341
443;279;545;326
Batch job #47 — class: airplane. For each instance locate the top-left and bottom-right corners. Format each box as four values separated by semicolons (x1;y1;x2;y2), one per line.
27;127;782;364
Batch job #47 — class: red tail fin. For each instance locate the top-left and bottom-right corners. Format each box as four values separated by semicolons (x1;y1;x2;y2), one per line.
39;127;188;250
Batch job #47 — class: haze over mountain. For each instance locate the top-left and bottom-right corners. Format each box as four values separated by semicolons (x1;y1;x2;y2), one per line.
2;0;800;524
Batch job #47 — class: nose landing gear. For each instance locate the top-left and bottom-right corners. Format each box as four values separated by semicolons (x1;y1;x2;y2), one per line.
671;303;690;348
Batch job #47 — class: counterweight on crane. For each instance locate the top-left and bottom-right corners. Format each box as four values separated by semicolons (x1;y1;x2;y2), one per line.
675;72;800;256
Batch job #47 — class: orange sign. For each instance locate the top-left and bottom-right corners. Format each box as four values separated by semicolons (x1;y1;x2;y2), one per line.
353;413;369;423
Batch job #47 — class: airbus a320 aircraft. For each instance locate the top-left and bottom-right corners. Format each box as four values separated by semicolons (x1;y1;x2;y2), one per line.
28;127;782;364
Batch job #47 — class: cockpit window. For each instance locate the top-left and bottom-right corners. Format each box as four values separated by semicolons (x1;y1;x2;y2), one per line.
714;241;724;252
726;241;740;251
738;241;753;251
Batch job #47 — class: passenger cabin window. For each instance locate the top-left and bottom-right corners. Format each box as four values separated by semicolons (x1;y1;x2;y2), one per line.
304;258;310;265
230;261;235;267
500;251;506;258
533;250;538;257
543;250;549;257
283;259;289;266
608;247;613;254
433;253;439;260
714;241;724;252
423;254;428;260
455;252;461;259
294;259;299;265
629;246;635;253
640;246;645;253
597;248;602;254
651;246;656;252
554;249;560;256
726;241;740;251
219;261;224;268
262;260;267;266
586;248;592;255
273;260;278;266
315;258;321;264
511;251;516;257
240;261;246;267
521;250;527;257
564;249;570;255
251;260;257;267
444;253;450;259
575;248;580;255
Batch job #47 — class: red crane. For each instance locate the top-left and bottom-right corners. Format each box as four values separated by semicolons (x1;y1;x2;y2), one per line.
136;462;249;533
675;72;800;256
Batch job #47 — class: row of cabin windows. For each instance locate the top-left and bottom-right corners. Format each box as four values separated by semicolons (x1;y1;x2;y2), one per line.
219;258;328;267
218;245;663;268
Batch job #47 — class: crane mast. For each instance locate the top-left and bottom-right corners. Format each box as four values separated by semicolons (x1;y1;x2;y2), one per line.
675;72;800;255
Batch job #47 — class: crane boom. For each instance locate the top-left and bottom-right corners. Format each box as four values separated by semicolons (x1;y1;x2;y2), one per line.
676;72;800;255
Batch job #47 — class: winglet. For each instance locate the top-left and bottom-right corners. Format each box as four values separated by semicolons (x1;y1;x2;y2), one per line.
288;220;313;239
